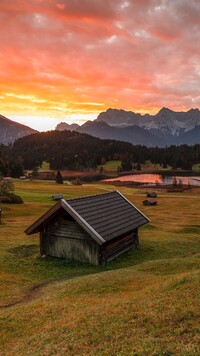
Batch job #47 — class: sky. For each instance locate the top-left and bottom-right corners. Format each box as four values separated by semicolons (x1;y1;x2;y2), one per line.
0;0;200;131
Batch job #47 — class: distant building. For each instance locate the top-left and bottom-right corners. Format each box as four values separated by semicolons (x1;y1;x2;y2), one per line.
3;177;12;181
25;191;149;265
52;194;64;201
143;199;157;206
146;192;157;198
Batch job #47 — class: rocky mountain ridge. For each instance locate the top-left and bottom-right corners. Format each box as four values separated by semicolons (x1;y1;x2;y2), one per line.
56;122;80;131
96;107;200;136
1;107;200;147
0;114;37;145
76;120;164;147
56;107;200;146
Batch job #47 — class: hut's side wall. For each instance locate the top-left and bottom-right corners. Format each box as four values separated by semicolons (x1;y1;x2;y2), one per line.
40;215;100;265
101;229;139;263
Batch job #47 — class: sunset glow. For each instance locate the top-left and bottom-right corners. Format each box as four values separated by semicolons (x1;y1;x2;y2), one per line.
0;0;200;131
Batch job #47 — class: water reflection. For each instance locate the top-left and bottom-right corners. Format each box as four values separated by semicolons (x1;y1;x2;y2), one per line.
105;174;200;186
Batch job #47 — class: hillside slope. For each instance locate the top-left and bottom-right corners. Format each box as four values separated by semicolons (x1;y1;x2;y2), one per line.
77;120;164;147
1;182;200;355
0;114;37;144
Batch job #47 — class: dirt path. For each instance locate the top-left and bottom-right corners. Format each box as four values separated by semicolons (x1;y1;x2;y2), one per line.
0;272;95;310
0;283;46;309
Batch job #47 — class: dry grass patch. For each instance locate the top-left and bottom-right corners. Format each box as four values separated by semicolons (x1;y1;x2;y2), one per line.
1;270;200;355
0;182;200;355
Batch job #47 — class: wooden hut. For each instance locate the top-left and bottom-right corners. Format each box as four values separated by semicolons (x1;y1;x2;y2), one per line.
143;198;157;206
52;194;64;201
146;192;157;198
25;190;149;265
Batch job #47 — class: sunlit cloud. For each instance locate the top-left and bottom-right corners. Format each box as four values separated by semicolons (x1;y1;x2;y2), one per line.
5;92;47;103
0;0;199;131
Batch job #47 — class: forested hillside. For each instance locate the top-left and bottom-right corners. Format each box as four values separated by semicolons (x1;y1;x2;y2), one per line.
0;130;200;177
5;130;133;171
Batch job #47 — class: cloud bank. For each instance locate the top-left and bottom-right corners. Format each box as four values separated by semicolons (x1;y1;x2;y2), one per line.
0;0;200;129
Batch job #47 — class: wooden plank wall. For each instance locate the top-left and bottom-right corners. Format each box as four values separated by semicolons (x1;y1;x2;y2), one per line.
101;230;138;263
41;215;100;265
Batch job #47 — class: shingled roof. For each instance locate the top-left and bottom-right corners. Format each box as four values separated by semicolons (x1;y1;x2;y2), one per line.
25;190;149;245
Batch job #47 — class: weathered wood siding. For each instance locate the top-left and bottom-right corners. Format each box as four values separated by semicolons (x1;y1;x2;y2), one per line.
40;215;100;265
101;229;139;263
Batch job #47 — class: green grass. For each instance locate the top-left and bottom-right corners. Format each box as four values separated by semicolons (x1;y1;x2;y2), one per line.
0;180;200;355
38;160;200;179
98;160;121;172
38;161;51;171
193;163;200;172
142;160;170;171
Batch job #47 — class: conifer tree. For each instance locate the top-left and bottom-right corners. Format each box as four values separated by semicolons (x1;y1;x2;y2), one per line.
56;170;63;184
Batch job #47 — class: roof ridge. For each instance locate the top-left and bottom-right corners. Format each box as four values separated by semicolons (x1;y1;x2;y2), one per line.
61;200;105;245
66;190;116;202
25;190;149;243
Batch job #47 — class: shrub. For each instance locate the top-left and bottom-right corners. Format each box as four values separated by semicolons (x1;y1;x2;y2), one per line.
72;178;82;185
0;179;14;196
6;193;24;204
0;196;12;203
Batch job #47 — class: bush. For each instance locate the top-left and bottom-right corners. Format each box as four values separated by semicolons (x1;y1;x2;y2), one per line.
0;196;12;203
0;179;14;196
72;178;82;185
0;179;24;204
6;193;24;204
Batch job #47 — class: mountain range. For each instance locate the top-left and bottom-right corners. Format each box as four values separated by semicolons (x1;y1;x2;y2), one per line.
1;107;200;147
56;107;200;147
0;114;37;145
56;122;80;131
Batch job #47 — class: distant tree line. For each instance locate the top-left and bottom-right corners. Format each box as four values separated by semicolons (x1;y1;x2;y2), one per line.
120;144;200;171
0;131;200;177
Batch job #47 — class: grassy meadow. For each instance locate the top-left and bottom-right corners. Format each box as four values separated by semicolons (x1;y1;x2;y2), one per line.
99;159;200;177
0;179;200;355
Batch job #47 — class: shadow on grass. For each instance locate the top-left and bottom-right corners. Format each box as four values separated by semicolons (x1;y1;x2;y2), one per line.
1;230;199;310
177;225;200;234
5;240;156;284
8;244;39;258
141;224;157;230
5;227;200;286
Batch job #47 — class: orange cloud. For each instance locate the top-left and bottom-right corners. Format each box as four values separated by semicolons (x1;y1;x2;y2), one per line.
0;0;200;130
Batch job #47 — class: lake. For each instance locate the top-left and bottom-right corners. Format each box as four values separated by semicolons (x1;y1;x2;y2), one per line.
105;173;200;186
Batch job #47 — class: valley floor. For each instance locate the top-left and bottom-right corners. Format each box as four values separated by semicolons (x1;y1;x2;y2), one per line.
0;180;200;355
